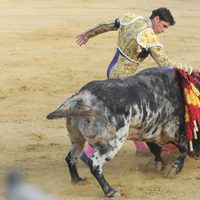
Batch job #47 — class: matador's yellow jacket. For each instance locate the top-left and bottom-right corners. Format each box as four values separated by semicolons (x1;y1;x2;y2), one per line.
84;13;177;78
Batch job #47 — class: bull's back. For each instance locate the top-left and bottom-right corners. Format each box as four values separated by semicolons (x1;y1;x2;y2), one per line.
80;67;184;116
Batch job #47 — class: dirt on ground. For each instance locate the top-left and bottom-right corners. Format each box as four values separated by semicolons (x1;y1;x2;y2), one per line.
1;0;200;200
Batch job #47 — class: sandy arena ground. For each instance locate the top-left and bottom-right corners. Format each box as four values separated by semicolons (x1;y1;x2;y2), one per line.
1;0;200;199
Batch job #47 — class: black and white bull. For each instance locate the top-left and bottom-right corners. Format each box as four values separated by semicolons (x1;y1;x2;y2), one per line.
47;67;200;197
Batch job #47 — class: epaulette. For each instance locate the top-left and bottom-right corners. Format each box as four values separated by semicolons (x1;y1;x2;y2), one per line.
137;28;163;49
119;13;143;26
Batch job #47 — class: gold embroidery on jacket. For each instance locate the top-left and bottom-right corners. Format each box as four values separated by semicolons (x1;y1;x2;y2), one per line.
85;21;117;38
137;28;162;49
83;13;188;78
117;14;154;64
149;46;176;67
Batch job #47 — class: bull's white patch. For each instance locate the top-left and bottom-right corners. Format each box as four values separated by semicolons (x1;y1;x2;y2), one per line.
91;109;132;173
129;98;178;144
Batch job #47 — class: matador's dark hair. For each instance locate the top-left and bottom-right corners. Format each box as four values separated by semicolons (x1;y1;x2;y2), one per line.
150;7;175;26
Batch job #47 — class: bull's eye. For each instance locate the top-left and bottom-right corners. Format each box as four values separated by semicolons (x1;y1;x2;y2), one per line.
87;119;90;123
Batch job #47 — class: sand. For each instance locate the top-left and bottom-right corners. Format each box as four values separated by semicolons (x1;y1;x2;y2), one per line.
1;0;200;199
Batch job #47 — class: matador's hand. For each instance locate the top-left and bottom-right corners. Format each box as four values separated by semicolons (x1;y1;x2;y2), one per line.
76;33;89;46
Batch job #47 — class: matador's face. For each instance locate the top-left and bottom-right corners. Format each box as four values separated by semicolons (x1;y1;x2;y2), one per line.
152;16;171;34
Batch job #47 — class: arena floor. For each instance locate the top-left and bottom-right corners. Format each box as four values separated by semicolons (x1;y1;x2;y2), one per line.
1;0;200;199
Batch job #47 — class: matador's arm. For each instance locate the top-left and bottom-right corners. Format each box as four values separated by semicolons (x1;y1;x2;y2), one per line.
149;46;177;67
76;19;120;46
149;46;198;76
84;19;120;38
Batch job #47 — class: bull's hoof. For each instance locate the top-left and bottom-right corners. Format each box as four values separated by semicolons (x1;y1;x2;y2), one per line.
105;189;121;198
189;151;200;160
163;165;177;178
147;159;163;173
154;162;163;172
71;177;86;185
194;156;200;160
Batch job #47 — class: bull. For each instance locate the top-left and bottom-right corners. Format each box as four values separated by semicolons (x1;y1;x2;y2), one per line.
47;67;200;197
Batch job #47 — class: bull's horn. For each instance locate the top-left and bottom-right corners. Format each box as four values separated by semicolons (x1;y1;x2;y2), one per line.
46;110;65;119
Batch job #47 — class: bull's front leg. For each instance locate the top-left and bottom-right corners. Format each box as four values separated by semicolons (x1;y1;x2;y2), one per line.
88;157;119;197
66;118;86;184
65;143;86;184
88;128;129;197
164;145;187;178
